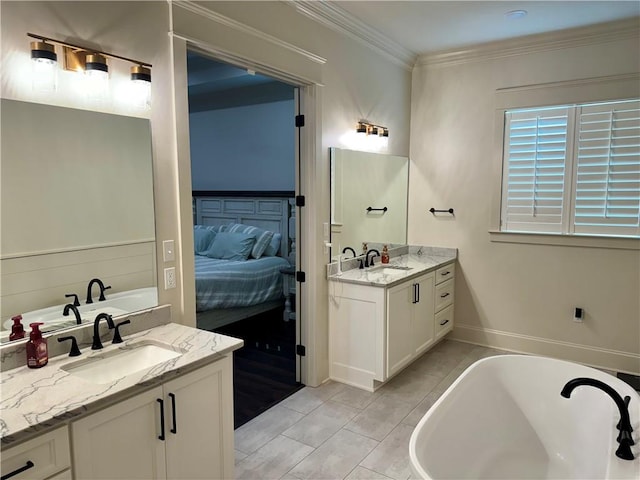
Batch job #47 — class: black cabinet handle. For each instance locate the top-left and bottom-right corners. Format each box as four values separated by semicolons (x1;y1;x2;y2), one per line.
169;393;177;434
416;284;420;303
157;398;165;441
1;461;35;480
440;292;450;298
441;271;451;276
412;284;417;304
440;319;450;326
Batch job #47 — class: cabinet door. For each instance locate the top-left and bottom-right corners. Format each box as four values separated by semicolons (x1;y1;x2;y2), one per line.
413;274;435;355
386;281;414;377
164;357;234;480
71;387;166;480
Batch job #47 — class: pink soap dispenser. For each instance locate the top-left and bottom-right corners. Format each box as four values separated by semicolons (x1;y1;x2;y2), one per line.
26;322;48;368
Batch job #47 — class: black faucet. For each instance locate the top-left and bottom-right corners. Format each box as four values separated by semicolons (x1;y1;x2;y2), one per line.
342;247;356;258
365;249;380;267
341;246;366;268
62;303;82;325
561;377;635;460
86;278;111;304
92;313;115;350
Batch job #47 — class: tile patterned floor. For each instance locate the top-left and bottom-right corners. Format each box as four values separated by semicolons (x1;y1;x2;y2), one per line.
234;340;507;479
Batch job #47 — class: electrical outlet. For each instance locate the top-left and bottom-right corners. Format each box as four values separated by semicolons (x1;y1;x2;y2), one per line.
164;267;176;289
573;307;583;322
163;240;175;262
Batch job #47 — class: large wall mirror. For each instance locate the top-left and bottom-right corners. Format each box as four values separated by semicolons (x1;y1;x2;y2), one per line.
0;99;157;344
330;147;409;259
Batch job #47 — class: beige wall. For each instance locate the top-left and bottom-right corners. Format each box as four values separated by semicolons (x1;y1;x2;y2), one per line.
409;22;640;373
1;1;412;384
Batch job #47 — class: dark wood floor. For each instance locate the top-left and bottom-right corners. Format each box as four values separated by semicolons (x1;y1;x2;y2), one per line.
214;307;303;428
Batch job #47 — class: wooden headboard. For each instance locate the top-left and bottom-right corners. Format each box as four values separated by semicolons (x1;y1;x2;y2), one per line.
192;191;295;264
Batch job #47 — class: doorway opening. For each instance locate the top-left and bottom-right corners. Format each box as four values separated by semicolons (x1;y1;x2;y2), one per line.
186;50;304;428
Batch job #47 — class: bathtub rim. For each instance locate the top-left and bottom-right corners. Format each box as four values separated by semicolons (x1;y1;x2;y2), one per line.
408;354;640;480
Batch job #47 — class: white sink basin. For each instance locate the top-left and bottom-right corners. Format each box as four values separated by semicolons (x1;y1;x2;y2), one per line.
62;341;182;384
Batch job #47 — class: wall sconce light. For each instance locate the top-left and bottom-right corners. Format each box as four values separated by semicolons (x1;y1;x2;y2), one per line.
27;33;152;107
30;41;57;92
356;121;389;138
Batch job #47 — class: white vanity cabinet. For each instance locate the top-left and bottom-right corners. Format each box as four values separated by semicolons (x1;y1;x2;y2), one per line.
0;426;71;480
71;357;234;480
329;261;456;391
386;272;435;377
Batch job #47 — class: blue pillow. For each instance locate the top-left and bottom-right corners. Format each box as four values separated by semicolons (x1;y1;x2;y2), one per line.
194;228;216;255
222;223;275;259
263;232;282;257
205;231;256;261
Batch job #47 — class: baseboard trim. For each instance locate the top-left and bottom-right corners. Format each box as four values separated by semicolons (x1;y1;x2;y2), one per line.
451;324;640;375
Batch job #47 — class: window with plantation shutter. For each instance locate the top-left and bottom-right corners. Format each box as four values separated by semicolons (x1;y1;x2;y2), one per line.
573;100;640;237
500;99;640;238
501;107;572;233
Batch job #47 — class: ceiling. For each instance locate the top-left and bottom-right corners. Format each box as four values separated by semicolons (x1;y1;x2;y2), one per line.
332;1;640;55
187;1;639;106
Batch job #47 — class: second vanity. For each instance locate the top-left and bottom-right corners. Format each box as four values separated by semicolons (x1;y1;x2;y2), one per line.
328;246;457;391
0;313;243;480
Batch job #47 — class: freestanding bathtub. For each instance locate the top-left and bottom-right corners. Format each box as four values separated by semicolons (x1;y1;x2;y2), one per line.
409;355;639;479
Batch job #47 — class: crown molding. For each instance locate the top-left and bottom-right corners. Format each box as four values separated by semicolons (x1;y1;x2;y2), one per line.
417;17;640;68
289;0;416;71
173;0;327;65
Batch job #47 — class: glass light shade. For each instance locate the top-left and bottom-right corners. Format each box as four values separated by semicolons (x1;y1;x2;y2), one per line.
30;41;57;92
130;66;151;109
84;54;109;102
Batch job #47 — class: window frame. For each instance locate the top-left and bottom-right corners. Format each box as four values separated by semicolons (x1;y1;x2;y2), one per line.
490;74;640;250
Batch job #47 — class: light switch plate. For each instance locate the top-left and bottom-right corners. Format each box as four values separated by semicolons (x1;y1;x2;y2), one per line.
163;240;175;262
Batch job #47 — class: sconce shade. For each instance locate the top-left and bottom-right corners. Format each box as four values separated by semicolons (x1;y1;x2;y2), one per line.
30;41;57;92
85;53;108;72
30;41;57;62
382;128;389;137
130;65;151;109
131;65;151;82
356;121;389;138
357;122;367;134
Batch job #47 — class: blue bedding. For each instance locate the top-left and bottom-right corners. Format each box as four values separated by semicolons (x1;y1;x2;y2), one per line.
194;254;291;312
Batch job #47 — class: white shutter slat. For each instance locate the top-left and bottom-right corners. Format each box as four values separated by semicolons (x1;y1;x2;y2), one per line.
574;100;640;236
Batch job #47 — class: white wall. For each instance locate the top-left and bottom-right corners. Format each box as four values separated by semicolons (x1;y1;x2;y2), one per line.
409;22;640;373
190;100;295;191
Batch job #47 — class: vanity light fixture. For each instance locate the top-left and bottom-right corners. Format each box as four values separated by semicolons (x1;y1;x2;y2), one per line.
27;33;152;107
30;41;57;92
356;121;389;138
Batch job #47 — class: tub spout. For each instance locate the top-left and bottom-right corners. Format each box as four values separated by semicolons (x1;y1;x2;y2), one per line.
561;377;635;460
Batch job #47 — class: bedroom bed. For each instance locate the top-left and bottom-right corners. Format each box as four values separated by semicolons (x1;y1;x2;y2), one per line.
193;192;296;332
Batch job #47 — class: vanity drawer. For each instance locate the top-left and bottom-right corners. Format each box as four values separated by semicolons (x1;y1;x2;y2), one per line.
435;278;454;312
435;304;454;340
1;426;70;480
435;263;455;285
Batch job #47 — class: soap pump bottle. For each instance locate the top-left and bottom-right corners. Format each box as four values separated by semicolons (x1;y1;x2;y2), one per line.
9;315;25;341
26;322;48;368
381;245;390;264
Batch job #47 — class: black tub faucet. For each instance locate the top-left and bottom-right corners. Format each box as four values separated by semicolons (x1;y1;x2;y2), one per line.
62;303;82;324
86;278;111;304
561;377;635;460
365;249;380;267
92;313;115;350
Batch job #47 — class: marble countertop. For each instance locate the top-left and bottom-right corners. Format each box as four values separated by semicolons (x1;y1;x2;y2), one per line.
0;323;243;447
328;246;457;287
